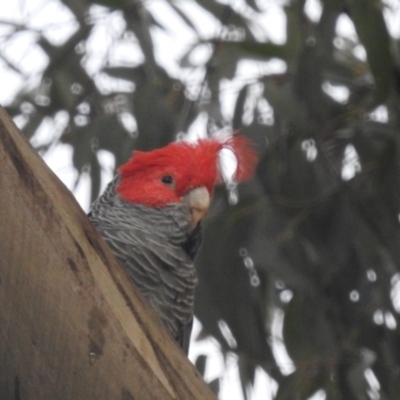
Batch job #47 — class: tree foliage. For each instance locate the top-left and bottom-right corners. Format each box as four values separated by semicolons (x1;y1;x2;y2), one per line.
3;0;400;398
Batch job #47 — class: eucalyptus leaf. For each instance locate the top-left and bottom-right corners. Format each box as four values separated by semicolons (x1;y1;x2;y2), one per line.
346;0;393;105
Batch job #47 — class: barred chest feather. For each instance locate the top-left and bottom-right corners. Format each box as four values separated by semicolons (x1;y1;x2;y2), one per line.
88;176;200;353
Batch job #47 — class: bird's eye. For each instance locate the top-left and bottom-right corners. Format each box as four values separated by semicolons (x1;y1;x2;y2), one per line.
161;175;174;185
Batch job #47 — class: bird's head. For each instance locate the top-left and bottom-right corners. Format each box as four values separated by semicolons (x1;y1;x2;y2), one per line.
117;135;258;227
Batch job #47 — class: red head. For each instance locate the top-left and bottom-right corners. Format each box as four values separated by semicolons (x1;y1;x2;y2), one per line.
117;135;257;208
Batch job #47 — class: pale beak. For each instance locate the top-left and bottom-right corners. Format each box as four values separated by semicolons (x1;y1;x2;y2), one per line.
182;186;210;228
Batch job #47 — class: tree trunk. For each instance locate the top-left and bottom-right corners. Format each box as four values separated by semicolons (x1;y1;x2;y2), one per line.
0;107;215;400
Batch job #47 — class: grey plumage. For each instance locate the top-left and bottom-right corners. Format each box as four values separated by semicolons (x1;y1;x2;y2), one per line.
88;176;200;354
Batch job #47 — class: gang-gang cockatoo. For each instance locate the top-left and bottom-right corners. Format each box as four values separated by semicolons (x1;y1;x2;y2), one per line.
88;135;257;354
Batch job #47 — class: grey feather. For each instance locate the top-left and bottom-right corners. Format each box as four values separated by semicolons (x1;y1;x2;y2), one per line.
88;175;200;354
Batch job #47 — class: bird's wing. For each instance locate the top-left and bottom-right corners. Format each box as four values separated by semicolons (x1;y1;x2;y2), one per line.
89;204;197;352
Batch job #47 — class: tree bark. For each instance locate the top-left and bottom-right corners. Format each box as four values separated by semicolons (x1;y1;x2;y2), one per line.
0;107;215;400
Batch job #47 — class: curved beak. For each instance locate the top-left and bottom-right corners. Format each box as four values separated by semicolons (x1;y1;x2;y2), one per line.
182;186;210;228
